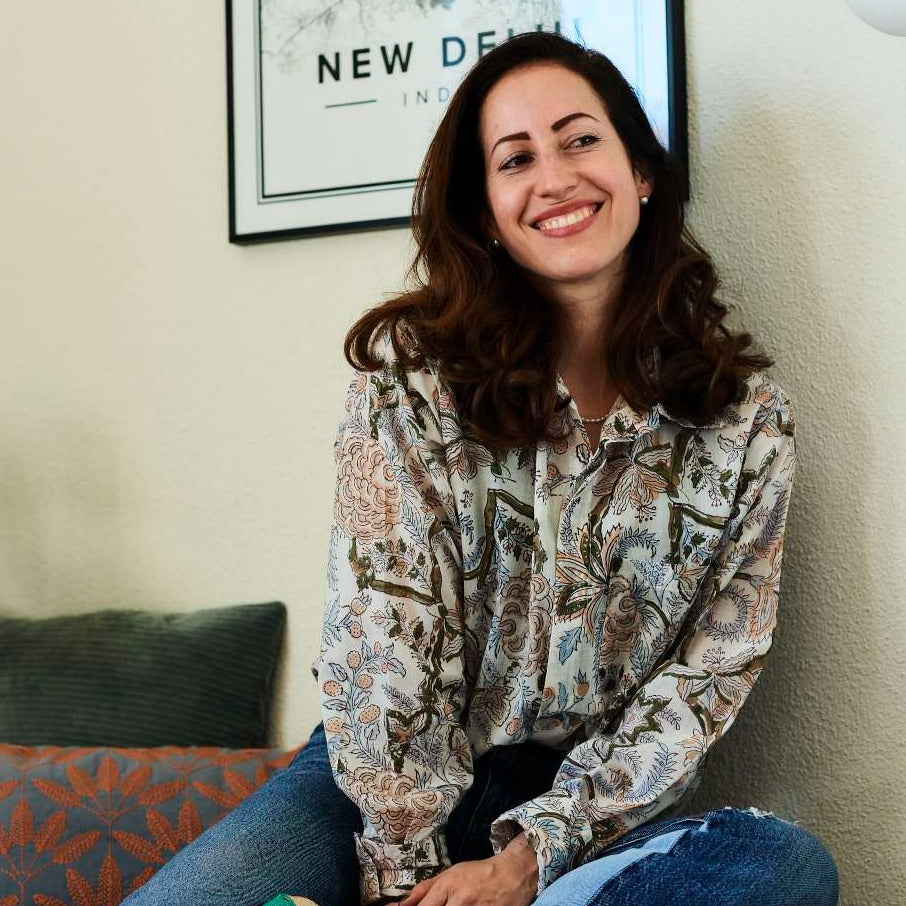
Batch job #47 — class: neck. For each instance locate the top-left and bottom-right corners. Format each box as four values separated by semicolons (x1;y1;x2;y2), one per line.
540;275;623;440
555;286;614;384
556;317;618;434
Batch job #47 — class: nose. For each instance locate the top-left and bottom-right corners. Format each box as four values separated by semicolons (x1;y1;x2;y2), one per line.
534;152;577;198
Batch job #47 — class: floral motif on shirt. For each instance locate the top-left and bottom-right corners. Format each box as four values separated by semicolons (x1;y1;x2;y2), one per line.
314;337;797;902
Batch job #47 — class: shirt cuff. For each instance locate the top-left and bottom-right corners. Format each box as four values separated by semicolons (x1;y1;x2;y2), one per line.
490;791;593;893
355;831;450;903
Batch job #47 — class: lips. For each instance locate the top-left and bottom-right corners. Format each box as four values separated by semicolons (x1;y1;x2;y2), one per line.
532;202;602;232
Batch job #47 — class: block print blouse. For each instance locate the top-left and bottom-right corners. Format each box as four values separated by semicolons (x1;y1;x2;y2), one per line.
313;336;796;903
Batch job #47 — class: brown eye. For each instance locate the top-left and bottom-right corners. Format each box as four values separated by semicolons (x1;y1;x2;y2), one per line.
500;152;532;170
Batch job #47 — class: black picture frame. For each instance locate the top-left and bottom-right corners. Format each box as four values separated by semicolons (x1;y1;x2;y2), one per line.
226;0;688;244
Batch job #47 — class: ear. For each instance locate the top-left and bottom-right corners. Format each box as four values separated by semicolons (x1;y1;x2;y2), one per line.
634;169;653;201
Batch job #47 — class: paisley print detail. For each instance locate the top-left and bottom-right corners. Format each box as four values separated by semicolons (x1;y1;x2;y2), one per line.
334;433;404;541
347;766;446;841
314;337;797;899
600;573;646;662
591;441;672;522
496;574;532;660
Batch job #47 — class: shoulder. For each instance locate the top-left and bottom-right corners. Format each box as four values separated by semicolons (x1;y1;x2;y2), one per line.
734;372;796;439
658;372;795;438
722;374;797;489
341;327;448;446
363;325;446;406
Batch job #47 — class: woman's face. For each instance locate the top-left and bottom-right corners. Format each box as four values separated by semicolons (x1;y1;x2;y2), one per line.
479;62;651;302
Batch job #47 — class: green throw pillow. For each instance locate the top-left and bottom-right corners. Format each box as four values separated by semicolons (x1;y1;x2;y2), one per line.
0;602;286;747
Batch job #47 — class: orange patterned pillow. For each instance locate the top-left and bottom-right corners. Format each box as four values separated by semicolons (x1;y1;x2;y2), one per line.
0;743;300;906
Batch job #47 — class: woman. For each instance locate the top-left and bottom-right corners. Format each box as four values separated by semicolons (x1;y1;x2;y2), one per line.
124;32;838;906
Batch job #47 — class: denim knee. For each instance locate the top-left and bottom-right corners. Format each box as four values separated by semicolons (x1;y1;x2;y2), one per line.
707;808;839;906
537;806;838;906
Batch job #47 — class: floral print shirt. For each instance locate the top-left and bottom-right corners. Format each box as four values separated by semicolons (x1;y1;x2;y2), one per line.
314;336;796;904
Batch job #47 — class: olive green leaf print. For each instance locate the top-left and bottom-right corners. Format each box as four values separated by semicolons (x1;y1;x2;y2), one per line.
314;335;797;900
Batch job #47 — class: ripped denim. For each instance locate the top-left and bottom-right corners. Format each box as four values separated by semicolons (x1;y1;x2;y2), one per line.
123;723;838;906
534;806;838;906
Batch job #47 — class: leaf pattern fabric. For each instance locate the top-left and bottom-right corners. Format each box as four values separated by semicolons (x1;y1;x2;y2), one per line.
0;745;295;905
314;337;797;902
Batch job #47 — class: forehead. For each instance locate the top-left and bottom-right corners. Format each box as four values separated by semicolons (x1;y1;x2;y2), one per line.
479;62;607;149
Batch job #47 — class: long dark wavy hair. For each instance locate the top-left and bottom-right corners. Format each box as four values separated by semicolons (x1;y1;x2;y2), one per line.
345;32;771;449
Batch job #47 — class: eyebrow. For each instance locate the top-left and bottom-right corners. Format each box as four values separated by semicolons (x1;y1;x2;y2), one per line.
489;111;600;157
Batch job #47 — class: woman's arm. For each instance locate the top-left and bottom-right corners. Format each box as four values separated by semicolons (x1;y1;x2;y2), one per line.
487;389;797;894
316;355;470;904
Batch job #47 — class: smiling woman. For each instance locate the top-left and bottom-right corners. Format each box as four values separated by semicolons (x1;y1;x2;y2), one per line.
345;33;771;458
121;31;839;906
480;66;650;305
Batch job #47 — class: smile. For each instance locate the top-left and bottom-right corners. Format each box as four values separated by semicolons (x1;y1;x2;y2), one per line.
533;203;602;233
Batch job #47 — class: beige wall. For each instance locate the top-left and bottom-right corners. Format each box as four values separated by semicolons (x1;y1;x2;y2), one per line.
1;2;904;903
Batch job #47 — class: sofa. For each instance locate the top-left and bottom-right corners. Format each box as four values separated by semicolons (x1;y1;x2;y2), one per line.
0;602;299;905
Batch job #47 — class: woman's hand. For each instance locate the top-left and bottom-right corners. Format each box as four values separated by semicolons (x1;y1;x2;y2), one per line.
398;833;538;906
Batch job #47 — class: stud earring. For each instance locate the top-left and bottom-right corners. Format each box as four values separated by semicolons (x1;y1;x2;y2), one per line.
640;195;650;205
487;238;502;252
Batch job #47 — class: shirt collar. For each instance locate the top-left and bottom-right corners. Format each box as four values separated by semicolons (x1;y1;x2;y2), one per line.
557;345;738;453
588;346;739;446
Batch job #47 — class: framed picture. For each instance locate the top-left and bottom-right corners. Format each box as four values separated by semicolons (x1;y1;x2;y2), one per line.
226;0;687;243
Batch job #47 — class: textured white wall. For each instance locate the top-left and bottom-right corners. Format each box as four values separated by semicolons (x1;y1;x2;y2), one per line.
680;6;906;906
0;2;903;903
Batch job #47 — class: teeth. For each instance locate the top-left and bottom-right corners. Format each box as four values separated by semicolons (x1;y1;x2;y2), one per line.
536;204;597;231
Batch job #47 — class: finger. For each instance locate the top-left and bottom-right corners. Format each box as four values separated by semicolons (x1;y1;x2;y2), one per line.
400;875;440;906
414;879;450;906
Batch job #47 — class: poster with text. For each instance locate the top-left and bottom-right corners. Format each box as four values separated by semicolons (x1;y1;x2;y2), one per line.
227;0;686;242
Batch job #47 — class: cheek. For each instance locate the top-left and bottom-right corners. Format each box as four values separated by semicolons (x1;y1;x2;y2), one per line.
619;199;641;233
485;186;507;230
608;176;643;229
486;181;526;233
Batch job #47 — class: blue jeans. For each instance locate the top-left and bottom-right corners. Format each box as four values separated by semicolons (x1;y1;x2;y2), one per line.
122;723;838;906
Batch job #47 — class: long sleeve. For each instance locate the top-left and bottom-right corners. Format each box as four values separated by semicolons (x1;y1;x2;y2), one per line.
489;391;797;893
314;355;471;903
